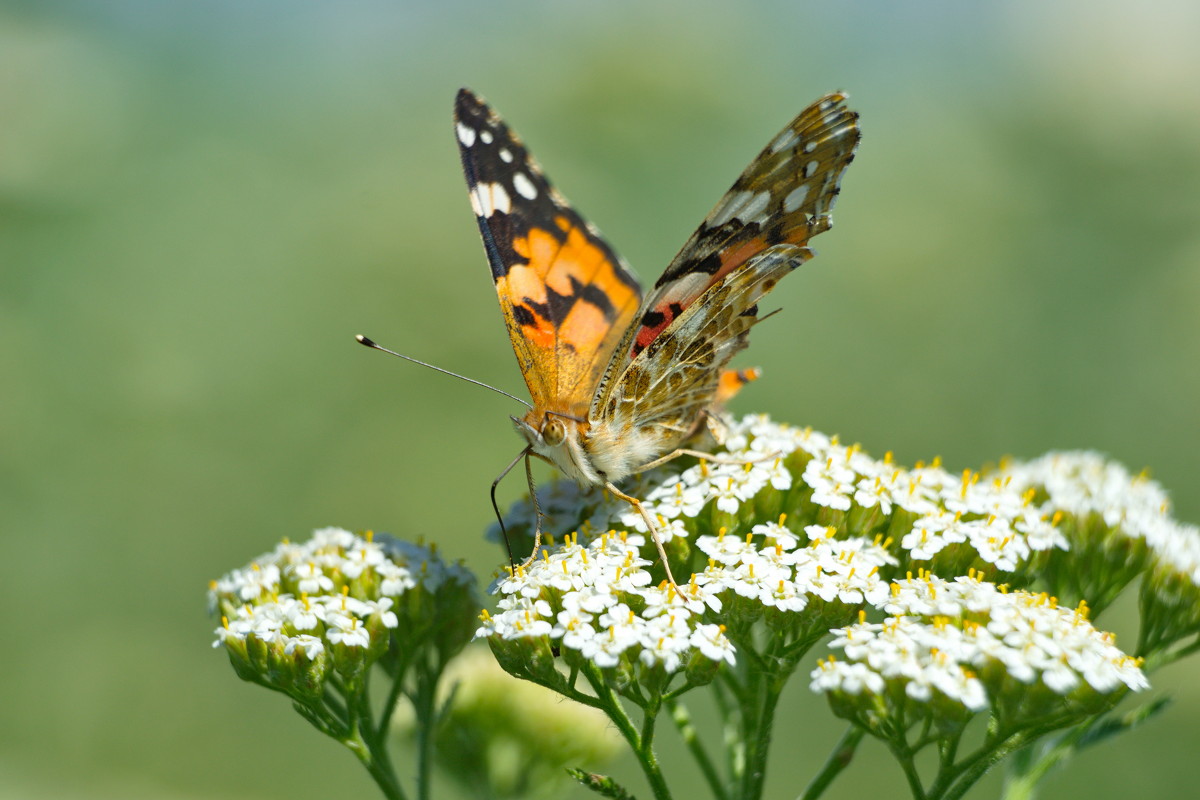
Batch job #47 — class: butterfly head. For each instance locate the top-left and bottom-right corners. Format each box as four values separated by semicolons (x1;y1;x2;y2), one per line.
512;411;575;451
511;411;601;486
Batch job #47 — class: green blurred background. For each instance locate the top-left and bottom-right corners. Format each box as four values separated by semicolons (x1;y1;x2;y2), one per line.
3;1;1198;798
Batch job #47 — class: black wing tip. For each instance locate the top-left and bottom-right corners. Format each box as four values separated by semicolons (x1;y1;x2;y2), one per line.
455;87;486;118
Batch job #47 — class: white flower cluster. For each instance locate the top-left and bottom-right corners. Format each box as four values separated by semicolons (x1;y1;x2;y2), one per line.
211;527;472;658
479;530;737;672
1000;451;1200;585
502;416;1075;578
1000;450;1170;531
480;521;896;672
643;416;1073;572
1148;520;1200;587
486;416;1195;685
811;574;1148;711
693;523;896;612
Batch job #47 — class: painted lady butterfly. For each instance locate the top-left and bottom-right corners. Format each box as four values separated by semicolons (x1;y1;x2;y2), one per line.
454;89;860;583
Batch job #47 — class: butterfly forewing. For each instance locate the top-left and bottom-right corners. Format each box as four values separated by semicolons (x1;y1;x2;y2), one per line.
454;89;642;417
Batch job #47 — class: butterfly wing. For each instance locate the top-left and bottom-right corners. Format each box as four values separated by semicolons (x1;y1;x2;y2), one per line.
590;93;860;438
592;245;809;444
455;89;642;417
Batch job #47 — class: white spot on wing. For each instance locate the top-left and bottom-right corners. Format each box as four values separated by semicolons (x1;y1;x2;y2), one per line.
770;129;797;153
456;122;476;147
473;182;512;216
783;184;809;212
709;190;753;227
660;273;710;305
499;148;513;162
480;130;494;144
740;191;770;222
804;160;820;178
513;172;538;200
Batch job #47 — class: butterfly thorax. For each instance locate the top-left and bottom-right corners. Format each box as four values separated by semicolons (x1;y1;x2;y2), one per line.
513;408;677;487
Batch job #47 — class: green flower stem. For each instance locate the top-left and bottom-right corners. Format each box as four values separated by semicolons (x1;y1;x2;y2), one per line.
892;747;927;800
293;695;345;739
377;652;412;735
740;665;781;800
582;663;674;800
667;697;729;800
412;663;438;800
525;667;606;711
733;637;799;800
347;727;408;800
936;736;960;778
340;693;407;800
1001;739;1063;800
712;673;741;788
797;725;865;800
321;690;350;729
934;732;1035;800
1001;716;1133;800
641;693;662;757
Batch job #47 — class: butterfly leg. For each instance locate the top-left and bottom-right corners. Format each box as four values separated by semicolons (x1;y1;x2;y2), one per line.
604;480;681;591
490;445;547;573
632;446;780;475
519;451;545;570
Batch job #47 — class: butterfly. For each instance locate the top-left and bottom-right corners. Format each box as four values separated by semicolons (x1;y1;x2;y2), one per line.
454;88;860;584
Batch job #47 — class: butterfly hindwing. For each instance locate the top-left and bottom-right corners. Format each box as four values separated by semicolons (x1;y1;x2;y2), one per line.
590;94;860;425
454;89;642;417
596;245;809;436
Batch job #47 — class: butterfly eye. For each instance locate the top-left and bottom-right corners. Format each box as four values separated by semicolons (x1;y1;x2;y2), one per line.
542;417;566;446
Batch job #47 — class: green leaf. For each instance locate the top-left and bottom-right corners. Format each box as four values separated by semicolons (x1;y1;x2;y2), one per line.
1077;697;1171;750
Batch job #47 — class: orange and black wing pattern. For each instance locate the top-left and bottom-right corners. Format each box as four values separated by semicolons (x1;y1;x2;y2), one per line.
454;89;642;417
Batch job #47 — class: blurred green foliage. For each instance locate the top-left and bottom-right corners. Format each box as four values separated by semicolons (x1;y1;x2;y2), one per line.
2;2;1197;798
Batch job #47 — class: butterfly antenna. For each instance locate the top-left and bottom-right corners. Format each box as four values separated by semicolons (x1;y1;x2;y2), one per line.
356;335;532;409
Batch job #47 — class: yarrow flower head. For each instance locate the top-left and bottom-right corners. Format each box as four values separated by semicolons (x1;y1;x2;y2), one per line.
813;572;1147;741
991;450;1197;612
210;527;477;699
480;415;1187;721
